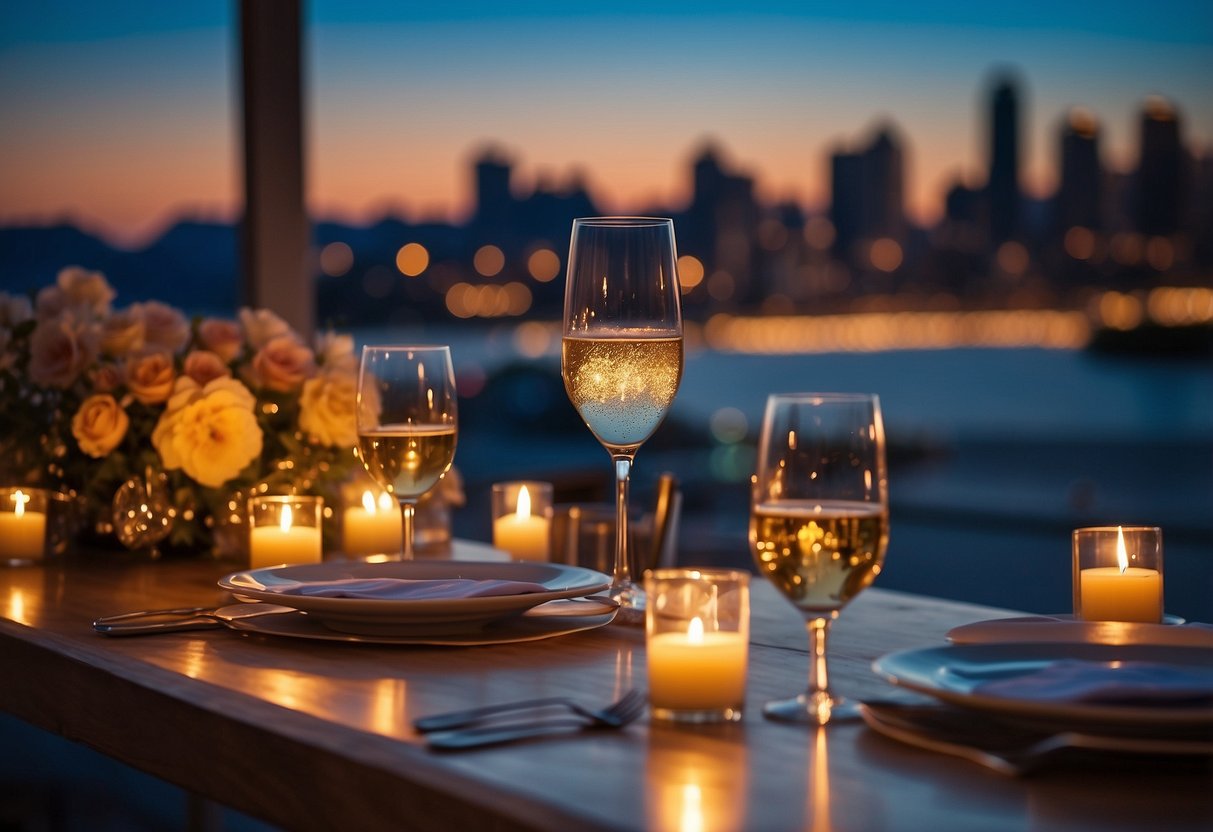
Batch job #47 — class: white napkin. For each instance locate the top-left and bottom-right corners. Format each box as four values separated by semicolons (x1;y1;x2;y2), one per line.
975;660;1213;706
264;578;550;600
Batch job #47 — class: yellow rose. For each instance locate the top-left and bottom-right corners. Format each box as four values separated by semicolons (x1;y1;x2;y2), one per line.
153;377;262;487
125;350;176;405
71;394;129;458
299;370;357;448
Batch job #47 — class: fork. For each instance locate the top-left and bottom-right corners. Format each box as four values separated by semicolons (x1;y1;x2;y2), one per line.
423;689;646;750
414;688;645;733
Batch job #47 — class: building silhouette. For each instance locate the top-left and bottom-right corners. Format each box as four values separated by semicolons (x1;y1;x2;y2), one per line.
829;124;905;260
1056;108;1102;231
1135;96;1184;236
987;78;1022;243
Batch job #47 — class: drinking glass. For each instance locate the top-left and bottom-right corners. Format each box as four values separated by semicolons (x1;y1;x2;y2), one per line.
356;345;458;560
750;393;888;723
561;217;683;617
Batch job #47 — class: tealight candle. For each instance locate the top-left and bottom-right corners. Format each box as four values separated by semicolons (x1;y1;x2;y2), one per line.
249;496;323;569
492;481;552;561
1072;526;1163;623
645;568;749;723
342;489;403;557
0;488;48;566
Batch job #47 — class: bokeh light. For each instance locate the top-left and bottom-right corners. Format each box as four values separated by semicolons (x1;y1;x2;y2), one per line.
474;245;505;277
395;242;429;276
319;241;353;277
527;248;562;282
869;238;903;273
676;255;705;292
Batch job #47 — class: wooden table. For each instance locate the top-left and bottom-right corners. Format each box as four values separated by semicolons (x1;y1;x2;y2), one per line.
1;554;1209;832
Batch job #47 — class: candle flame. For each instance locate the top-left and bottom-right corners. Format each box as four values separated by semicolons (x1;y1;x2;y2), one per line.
1116;525;1128;573
688;616;704;644
361;490;376;513
11;489;27;518
378;492;394;512
516;485;532;519
280;504;293;533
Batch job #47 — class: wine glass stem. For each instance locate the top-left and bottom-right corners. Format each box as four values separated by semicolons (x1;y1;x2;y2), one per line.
612;454;634;590
806;617;834;714
399;501;416;561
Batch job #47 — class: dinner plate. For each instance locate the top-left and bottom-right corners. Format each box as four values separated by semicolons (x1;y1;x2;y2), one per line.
219;560;610;636
872;642;1213;731
221;599;617;646
947;618;1213;647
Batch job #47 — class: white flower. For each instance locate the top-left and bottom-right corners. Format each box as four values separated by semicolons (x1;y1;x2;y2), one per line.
239;307;293;350
314;331;357;373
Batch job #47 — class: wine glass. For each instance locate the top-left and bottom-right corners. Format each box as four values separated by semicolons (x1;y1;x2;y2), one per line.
750;393;888;724
356;345;458;560
561;217;683;617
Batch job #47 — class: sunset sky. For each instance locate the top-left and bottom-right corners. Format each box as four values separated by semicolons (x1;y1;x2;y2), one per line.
1;1;1210;247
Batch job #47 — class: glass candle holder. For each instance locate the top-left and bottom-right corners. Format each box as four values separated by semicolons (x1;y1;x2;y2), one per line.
340;483;402;558
1072;526;1163;623
491;481;553;561
645;568;750;723
248;496;324;569
0;487;49;566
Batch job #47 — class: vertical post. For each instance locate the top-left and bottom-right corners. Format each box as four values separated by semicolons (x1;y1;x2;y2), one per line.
239;0;312;338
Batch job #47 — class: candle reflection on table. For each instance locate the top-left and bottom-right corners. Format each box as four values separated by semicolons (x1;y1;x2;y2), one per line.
645;726;748;832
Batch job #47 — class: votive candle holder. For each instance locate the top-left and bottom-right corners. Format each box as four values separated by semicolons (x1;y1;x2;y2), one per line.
1072;525;1163;623
248;495;324;570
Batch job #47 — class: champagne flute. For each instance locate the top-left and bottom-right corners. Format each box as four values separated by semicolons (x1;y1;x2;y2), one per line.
561;218;683;617
750;393;888;723
356;345;458;560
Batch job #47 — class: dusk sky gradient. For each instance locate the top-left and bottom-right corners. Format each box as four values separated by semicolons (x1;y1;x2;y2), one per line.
2;1;1210;247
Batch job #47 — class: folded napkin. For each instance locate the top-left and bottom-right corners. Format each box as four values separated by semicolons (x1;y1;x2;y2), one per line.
975;660;1213;706
264;578;551;600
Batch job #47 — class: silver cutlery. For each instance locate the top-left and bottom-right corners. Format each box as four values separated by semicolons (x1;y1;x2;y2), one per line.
415;688;644;733
93;603;296;636
859;701;1213;776
423;689;646;750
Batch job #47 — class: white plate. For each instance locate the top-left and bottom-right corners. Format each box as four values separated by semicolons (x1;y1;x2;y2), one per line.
219;599;617;646
872;642;1213;730
219;560;610;636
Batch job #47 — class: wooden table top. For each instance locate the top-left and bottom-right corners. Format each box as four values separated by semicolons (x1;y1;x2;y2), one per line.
0;551;1209;832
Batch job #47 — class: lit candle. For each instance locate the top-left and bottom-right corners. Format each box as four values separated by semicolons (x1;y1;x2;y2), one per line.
492;484;550;561
647;617;749;712
0;489;47;563
342;490;402;556
1078;526;1162;623
249;502;323;569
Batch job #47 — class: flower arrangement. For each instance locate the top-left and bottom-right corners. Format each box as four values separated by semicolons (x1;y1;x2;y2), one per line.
0;267;366;551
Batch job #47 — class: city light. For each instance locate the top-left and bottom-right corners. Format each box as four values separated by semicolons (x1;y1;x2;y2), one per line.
676;255;704;292
319;242;353;277
474;245;505;277
526;248;561;282
395;242;429;277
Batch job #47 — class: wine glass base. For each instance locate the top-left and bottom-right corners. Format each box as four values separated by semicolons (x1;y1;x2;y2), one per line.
763;693;862;726
607;582;645;626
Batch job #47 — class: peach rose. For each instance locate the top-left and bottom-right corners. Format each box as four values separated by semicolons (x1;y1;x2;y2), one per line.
183;350;231;386
36;267;115;319
125;350;176;405
100;306;146;357
239;307;292;350
153;377;262;487
71;394;129;458
197;317;244;363
0;292;33;327
29;315;97;389
134;301;190;353
299;370;357;447
250;335;316;392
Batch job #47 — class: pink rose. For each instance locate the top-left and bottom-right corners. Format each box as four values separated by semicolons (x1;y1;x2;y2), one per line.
197;317;244;363
134;301;190;353
100;306;146;357
29;315;97;389
0;292;33;327
250;335;316;392
239;307;293;350
183;350;231;386
124;350;176;405
36;267;115;319
71;393;129;458
90;363;124;393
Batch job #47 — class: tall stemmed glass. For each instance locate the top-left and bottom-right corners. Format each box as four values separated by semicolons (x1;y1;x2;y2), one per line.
356;346;458;560
750;394;888;724
562;218;683;617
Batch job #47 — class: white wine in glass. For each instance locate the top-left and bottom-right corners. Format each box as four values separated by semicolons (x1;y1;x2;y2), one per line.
356;346;458;560
562;218;683;617
750;393;888;724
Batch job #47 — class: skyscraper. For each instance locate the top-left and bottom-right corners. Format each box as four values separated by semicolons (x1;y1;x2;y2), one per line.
987;78;1021;243
1135;96;1184;236
472;147;514;234
829;125;905;258
1056;108;1102;231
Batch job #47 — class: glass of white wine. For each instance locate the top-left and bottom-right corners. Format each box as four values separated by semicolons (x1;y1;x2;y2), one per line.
561;218;683;619
750;393;888;724
356;345;458;560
